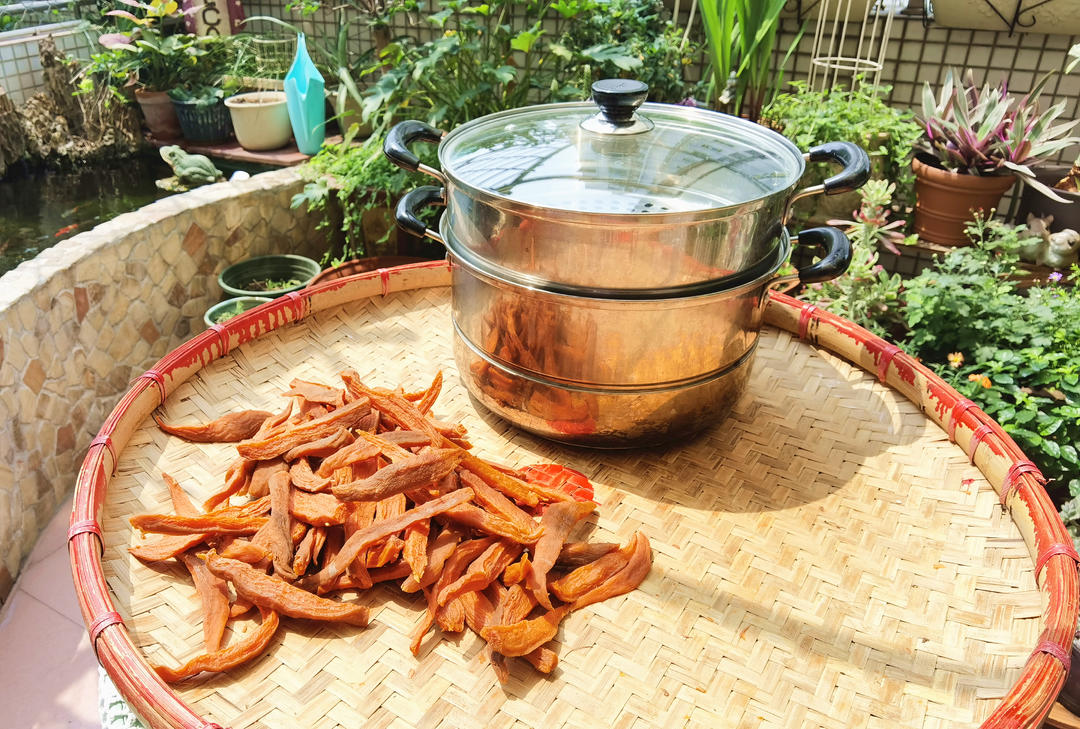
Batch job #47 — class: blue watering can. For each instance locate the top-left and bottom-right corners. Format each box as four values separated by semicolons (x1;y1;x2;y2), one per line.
284;33;326;155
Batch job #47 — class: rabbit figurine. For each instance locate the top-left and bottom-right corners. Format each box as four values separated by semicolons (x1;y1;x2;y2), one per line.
1021;213;1052;264
1037;228;1080;270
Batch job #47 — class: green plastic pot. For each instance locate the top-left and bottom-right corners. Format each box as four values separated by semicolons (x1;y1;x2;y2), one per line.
172;98;233;144
203;296;273;327
217;254;321;298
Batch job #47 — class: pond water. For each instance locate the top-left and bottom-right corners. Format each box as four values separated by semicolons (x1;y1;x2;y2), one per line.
0;153;269;277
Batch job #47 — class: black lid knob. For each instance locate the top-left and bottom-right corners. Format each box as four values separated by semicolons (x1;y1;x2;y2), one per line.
591;79;649;127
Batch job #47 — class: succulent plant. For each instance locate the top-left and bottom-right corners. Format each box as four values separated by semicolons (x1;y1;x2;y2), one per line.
919;68;1079;201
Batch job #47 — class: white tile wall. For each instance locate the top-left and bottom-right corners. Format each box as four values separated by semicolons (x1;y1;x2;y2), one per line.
0;22;94;105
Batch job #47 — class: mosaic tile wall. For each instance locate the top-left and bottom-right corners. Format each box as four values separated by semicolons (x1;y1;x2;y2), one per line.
0;168;327;603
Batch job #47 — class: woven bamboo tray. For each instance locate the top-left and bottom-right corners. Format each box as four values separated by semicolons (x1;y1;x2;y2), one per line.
70;261;1079;729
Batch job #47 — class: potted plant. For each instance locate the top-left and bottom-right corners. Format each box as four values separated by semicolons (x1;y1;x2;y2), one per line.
217;254;321;298
98;0;205;139
914;68;1079;246
203;296;272;327
761;80;923;225
168;85;233;143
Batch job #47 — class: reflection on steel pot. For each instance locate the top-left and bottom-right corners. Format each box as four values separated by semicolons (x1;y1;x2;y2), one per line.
398;186;853;447
385;79;869;292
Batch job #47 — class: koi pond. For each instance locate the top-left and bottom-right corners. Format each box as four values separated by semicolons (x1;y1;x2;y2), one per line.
0;153;271;277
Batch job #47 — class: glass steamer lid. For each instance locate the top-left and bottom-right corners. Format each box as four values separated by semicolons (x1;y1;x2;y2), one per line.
437;80;806;215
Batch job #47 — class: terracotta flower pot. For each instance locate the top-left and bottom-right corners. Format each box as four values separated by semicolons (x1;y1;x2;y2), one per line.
912;154;1015;246
134;88;182;140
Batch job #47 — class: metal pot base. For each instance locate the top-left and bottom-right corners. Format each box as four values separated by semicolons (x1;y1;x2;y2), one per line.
454;335;753;448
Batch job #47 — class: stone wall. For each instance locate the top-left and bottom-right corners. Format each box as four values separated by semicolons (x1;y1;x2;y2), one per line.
0;167;328;602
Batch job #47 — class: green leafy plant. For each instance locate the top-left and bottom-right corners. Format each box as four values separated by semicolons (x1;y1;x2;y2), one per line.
93;0;207;92
761;81;923;208
799;180;910;338
699;0;804;120
873;216;1080;522
919;68;1079;201
292;130;441;264
557;0;700;104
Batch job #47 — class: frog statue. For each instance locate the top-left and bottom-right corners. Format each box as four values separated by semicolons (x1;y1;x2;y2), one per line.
157;145;225;191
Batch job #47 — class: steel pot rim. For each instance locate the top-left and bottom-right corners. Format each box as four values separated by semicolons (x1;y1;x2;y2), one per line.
444;224;793;305
431;101;808;220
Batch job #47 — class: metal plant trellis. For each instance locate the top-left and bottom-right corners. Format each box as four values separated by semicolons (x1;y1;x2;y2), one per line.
806;0;902;90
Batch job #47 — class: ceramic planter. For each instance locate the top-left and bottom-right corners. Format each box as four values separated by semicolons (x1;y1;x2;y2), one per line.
912;154;1015;246
1013;165;1080;233
134;88;182;140
217;254;321;298
224;91;293;151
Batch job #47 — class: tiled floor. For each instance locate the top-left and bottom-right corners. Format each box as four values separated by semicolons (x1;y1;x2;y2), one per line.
0;495;98;728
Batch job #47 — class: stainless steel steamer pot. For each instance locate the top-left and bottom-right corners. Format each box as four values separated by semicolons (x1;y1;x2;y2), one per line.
397;186;854;447
385;79;869;292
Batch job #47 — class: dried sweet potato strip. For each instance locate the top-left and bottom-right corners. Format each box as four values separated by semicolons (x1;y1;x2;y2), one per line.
557;541;619;568
304;487;475;591
332;449;465;503
315;439;380;478
154;410;273;443
550;541;634;603
480;606;569;657
129;533;207;562
341;372;443;443
282;379;345;407
458;470;539;542
570;532;652;611
437;540;522;607
368;560;411;583
411;536;495;648
129;473;210;561
205;552;369;627
436;597;466;633
415;371;443;415
219;540;271;565
236;398;372;460
351;428;413;462
401;525;464;593
439;503;541;544
283;428;352;462
267;471;296;580
527;500;596;610
523;647;558;674
131;513;267;536
378;430;432;448
153;608;280;683
292;525;326;576
247;458;287;500
458;455;540;508
289;458;332;493
342;491;375;589
459;588;496;635
178;551;230;653
204;458;255;510
256;404;293;437
366;494;407;568
502;553;531;587
402;520;430;583
290;490;349;526
162;473;199;516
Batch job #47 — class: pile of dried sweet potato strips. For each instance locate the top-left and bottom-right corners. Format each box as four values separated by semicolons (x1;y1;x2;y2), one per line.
131;370;652;684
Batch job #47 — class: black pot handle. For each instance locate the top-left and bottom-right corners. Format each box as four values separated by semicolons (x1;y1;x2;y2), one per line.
771;226;852;287
808;141;871;196
384;121;445;182
395;185;446;244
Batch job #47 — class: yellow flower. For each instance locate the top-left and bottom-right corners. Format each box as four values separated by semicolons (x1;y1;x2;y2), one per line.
947;351;964;368
967;373;991;388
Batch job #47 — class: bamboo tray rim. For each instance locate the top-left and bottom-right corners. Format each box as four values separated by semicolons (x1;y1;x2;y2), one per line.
68;260;1079;729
